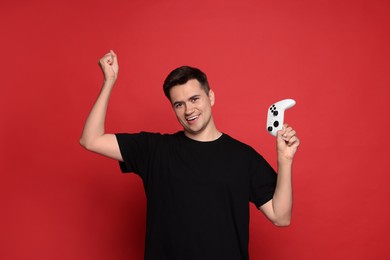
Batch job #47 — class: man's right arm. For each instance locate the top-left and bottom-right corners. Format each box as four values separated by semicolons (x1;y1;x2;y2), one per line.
79;50;123;161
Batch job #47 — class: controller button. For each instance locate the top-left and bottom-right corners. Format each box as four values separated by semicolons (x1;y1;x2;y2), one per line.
273;121;279;127
273;111;278;116
268;126;273;132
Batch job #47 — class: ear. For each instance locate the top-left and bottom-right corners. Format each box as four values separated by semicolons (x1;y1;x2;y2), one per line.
208;89;215;106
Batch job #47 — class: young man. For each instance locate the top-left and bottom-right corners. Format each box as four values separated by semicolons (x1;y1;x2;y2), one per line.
80;50;300;260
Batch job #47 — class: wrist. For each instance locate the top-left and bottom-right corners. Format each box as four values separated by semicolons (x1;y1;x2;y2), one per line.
104;76;116;82
103;77;116;88
277;155;294;166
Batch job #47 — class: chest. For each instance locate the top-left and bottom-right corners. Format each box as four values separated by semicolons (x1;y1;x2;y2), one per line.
149;142;250;192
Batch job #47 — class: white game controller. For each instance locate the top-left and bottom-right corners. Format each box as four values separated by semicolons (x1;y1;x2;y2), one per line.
266;99;296;136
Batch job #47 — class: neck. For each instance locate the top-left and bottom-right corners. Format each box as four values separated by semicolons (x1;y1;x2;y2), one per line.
184;120;222;142
184;129;223;142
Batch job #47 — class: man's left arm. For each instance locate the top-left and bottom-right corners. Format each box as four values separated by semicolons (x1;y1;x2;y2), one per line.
259;124;300;226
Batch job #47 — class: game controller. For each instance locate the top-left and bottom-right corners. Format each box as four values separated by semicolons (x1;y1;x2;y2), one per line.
266;99;296;136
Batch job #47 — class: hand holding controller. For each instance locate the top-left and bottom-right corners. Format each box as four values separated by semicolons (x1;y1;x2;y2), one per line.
266;99;296;136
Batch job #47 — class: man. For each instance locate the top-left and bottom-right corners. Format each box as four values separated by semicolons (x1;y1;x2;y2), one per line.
80;50;300;260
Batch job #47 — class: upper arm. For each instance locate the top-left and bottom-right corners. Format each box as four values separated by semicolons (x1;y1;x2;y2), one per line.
259;199;274;216
259;199;291;227
81;134;123;161
259;199;276;222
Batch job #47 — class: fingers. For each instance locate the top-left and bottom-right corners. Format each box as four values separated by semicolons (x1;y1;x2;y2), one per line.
286;135;300;148
99;50;117;66
98;50;119;81
278;124;300;147
107;50;117;65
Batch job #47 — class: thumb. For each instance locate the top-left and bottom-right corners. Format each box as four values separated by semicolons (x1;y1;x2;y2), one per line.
277;124;288;141
109;50;119;68
110;50;117;60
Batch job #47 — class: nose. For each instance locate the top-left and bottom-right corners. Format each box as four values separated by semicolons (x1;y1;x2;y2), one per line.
185;102;195;115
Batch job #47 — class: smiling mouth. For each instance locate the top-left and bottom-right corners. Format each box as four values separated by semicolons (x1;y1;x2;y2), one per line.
186;115;199;122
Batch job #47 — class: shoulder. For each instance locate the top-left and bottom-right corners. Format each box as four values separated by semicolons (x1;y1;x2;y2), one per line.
221;134;258;154
116;131;182;145
221;134;271;166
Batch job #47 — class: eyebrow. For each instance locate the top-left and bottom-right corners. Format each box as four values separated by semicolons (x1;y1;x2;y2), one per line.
172;95;201;107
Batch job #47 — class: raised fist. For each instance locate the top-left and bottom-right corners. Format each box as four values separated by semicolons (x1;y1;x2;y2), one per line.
99;50;119;81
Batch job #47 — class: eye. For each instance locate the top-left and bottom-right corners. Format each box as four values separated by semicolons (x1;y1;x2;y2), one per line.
191;97;199;103
174;103;183;109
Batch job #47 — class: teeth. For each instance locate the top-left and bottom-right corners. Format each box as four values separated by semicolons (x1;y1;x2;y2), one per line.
187;116;198;121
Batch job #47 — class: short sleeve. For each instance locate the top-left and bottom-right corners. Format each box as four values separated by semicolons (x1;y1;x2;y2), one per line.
115;132;159;181
249;152;277;208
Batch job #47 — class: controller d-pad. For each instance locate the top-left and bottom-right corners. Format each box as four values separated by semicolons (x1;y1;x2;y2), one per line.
273;121;279;128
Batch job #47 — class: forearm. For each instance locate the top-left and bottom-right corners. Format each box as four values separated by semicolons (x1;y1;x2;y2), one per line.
80;79;115;148
260;124;299;226
272;157;293;226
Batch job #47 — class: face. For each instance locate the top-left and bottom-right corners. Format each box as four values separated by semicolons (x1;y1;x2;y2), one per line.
169;79;216;139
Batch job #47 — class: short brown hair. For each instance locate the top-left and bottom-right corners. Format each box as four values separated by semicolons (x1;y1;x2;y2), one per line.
163;66;210;100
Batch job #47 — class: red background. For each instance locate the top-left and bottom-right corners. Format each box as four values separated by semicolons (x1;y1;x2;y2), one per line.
1;0;389;259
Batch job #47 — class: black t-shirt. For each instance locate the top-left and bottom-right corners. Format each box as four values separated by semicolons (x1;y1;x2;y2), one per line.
116;131;277;260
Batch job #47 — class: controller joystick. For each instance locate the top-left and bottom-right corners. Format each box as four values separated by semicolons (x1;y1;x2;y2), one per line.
266;99;296;136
